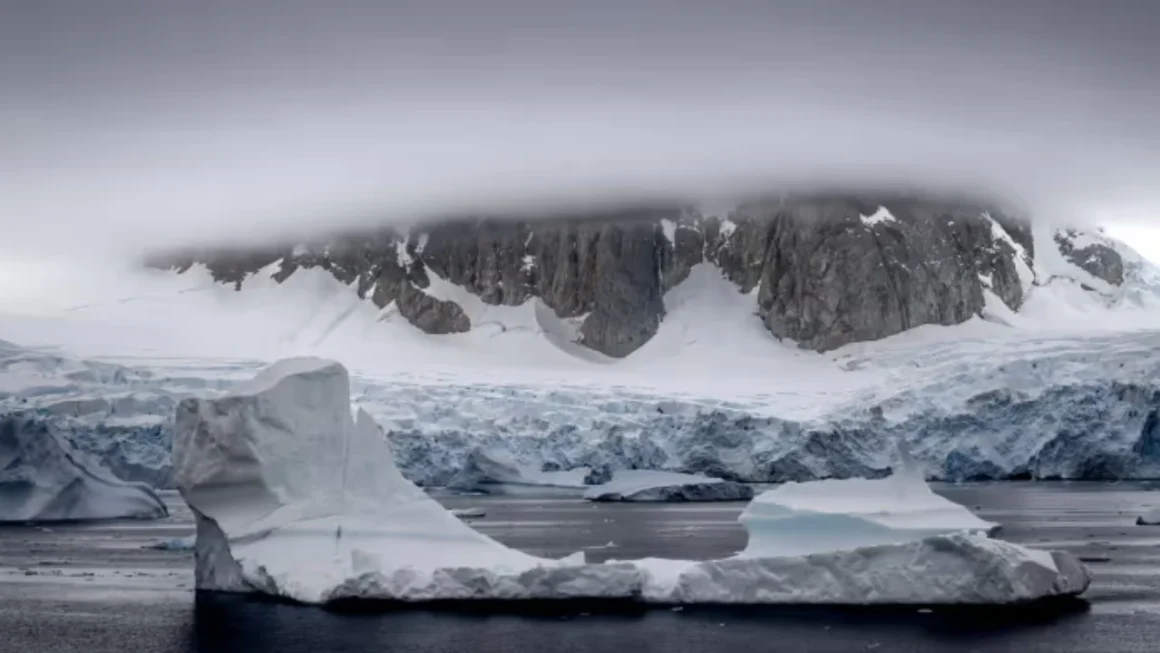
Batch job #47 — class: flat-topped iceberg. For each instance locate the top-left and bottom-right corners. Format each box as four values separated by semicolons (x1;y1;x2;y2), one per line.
175;358;1088;606
740;460;998;557
0;413;167;522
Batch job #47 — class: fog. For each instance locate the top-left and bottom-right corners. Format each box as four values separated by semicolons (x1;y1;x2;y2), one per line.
3;0;1160;261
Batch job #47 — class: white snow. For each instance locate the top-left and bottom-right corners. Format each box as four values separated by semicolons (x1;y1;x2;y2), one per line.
0;412;168;523
660;219;678;247
718;219;737;239
1;222;1159;492
173;358;1089;605
2;251;1159;488
983;212;1036;294
739;460;997;558
860;206;896;227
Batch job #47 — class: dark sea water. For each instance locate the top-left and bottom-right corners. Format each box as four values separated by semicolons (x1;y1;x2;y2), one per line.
4;482;1160;653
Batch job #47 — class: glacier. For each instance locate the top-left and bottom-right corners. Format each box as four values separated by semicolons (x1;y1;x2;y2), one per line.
1;226;1158;491
174;357;1089;606
2;329;1159;489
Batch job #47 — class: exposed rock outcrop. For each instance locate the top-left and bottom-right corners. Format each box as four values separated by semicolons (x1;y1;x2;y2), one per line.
1054;228;1126;287
150;191;1045;355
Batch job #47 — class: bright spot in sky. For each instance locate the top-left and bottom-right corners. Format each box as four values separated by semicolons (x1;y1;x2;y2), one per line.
1104;224;1160;265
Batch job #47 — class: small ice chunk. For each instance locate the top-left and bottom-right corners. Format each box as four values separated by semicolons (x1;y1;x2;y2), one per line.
584;470;754;502
451;507;486;519
1136;508;1160;525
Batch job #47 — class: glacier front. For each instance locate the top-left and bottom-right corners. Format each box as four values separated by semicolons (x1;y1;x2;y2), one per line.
174;357;1089;606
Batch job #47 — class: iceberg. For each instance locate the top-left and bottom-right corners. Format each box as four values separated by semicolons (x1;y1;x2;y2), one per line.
174;358;1089;606
0;413;168;522
739;461;997;558
583;470;754;502
450;507;486;519
1137;508;1160;525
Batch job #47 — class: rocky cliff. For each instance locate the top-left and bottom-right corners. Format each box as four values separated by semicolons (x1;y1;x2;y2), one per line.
151;191;1130;356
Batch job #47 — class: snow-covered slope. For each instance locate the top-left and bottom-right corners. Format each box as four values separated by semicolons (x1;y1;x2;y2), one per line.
175;357;1089;606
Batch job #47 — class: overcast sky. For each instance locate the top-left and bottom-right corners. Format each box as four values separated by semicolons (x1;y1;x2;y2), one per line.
2;0;1160;261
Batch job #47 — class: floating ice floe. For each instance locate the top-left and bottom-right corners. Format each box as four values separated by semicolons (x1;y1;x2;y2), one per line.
583;470;754;502
145;535;196;551
739;455;999;557
450;507;486;519
0;412;168;523
174;358;1089;606
448;447;752;502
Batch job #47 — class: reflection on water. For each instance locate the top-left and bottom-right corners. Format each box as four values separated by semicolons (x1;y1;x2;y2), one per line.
186;592;1095;653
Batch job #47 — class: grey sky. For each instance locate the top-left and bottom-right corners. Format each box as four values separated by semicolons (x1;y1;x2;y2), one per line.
2;0;1160;258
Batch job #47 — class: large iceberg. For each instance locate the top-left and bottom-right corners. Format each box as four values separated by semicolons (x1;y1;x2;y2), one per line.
175;358;1088;606
739;462;998;557
0;413;167;522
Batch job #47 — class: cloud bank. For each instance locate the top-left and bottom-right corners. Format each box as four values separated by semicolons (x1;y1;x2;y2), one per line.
2;0;1159;259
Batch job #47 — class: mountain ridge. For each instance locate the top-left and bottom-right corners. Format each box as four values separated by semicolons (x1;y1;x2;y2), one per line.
147;191;1152;356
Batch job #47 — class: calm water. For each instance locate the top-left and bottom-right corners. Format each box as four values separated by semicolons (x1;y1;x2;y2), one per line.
4;482;1160;653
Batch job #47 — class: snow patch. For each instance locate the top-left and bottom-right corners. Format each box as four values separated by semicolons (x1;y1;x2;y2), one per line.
982;212;1035;294
860;206;896;227
660;219;677;247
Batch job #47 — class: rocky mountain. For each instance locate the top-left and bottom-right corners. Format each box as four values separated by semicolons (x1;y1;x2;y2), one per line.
150;190;1145;356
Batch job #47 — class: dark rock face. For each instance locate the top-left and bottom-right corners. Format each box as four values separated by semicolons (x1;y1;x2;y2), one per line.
152;192;1035;354
1054;229;1125;286
707;194;1032;350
